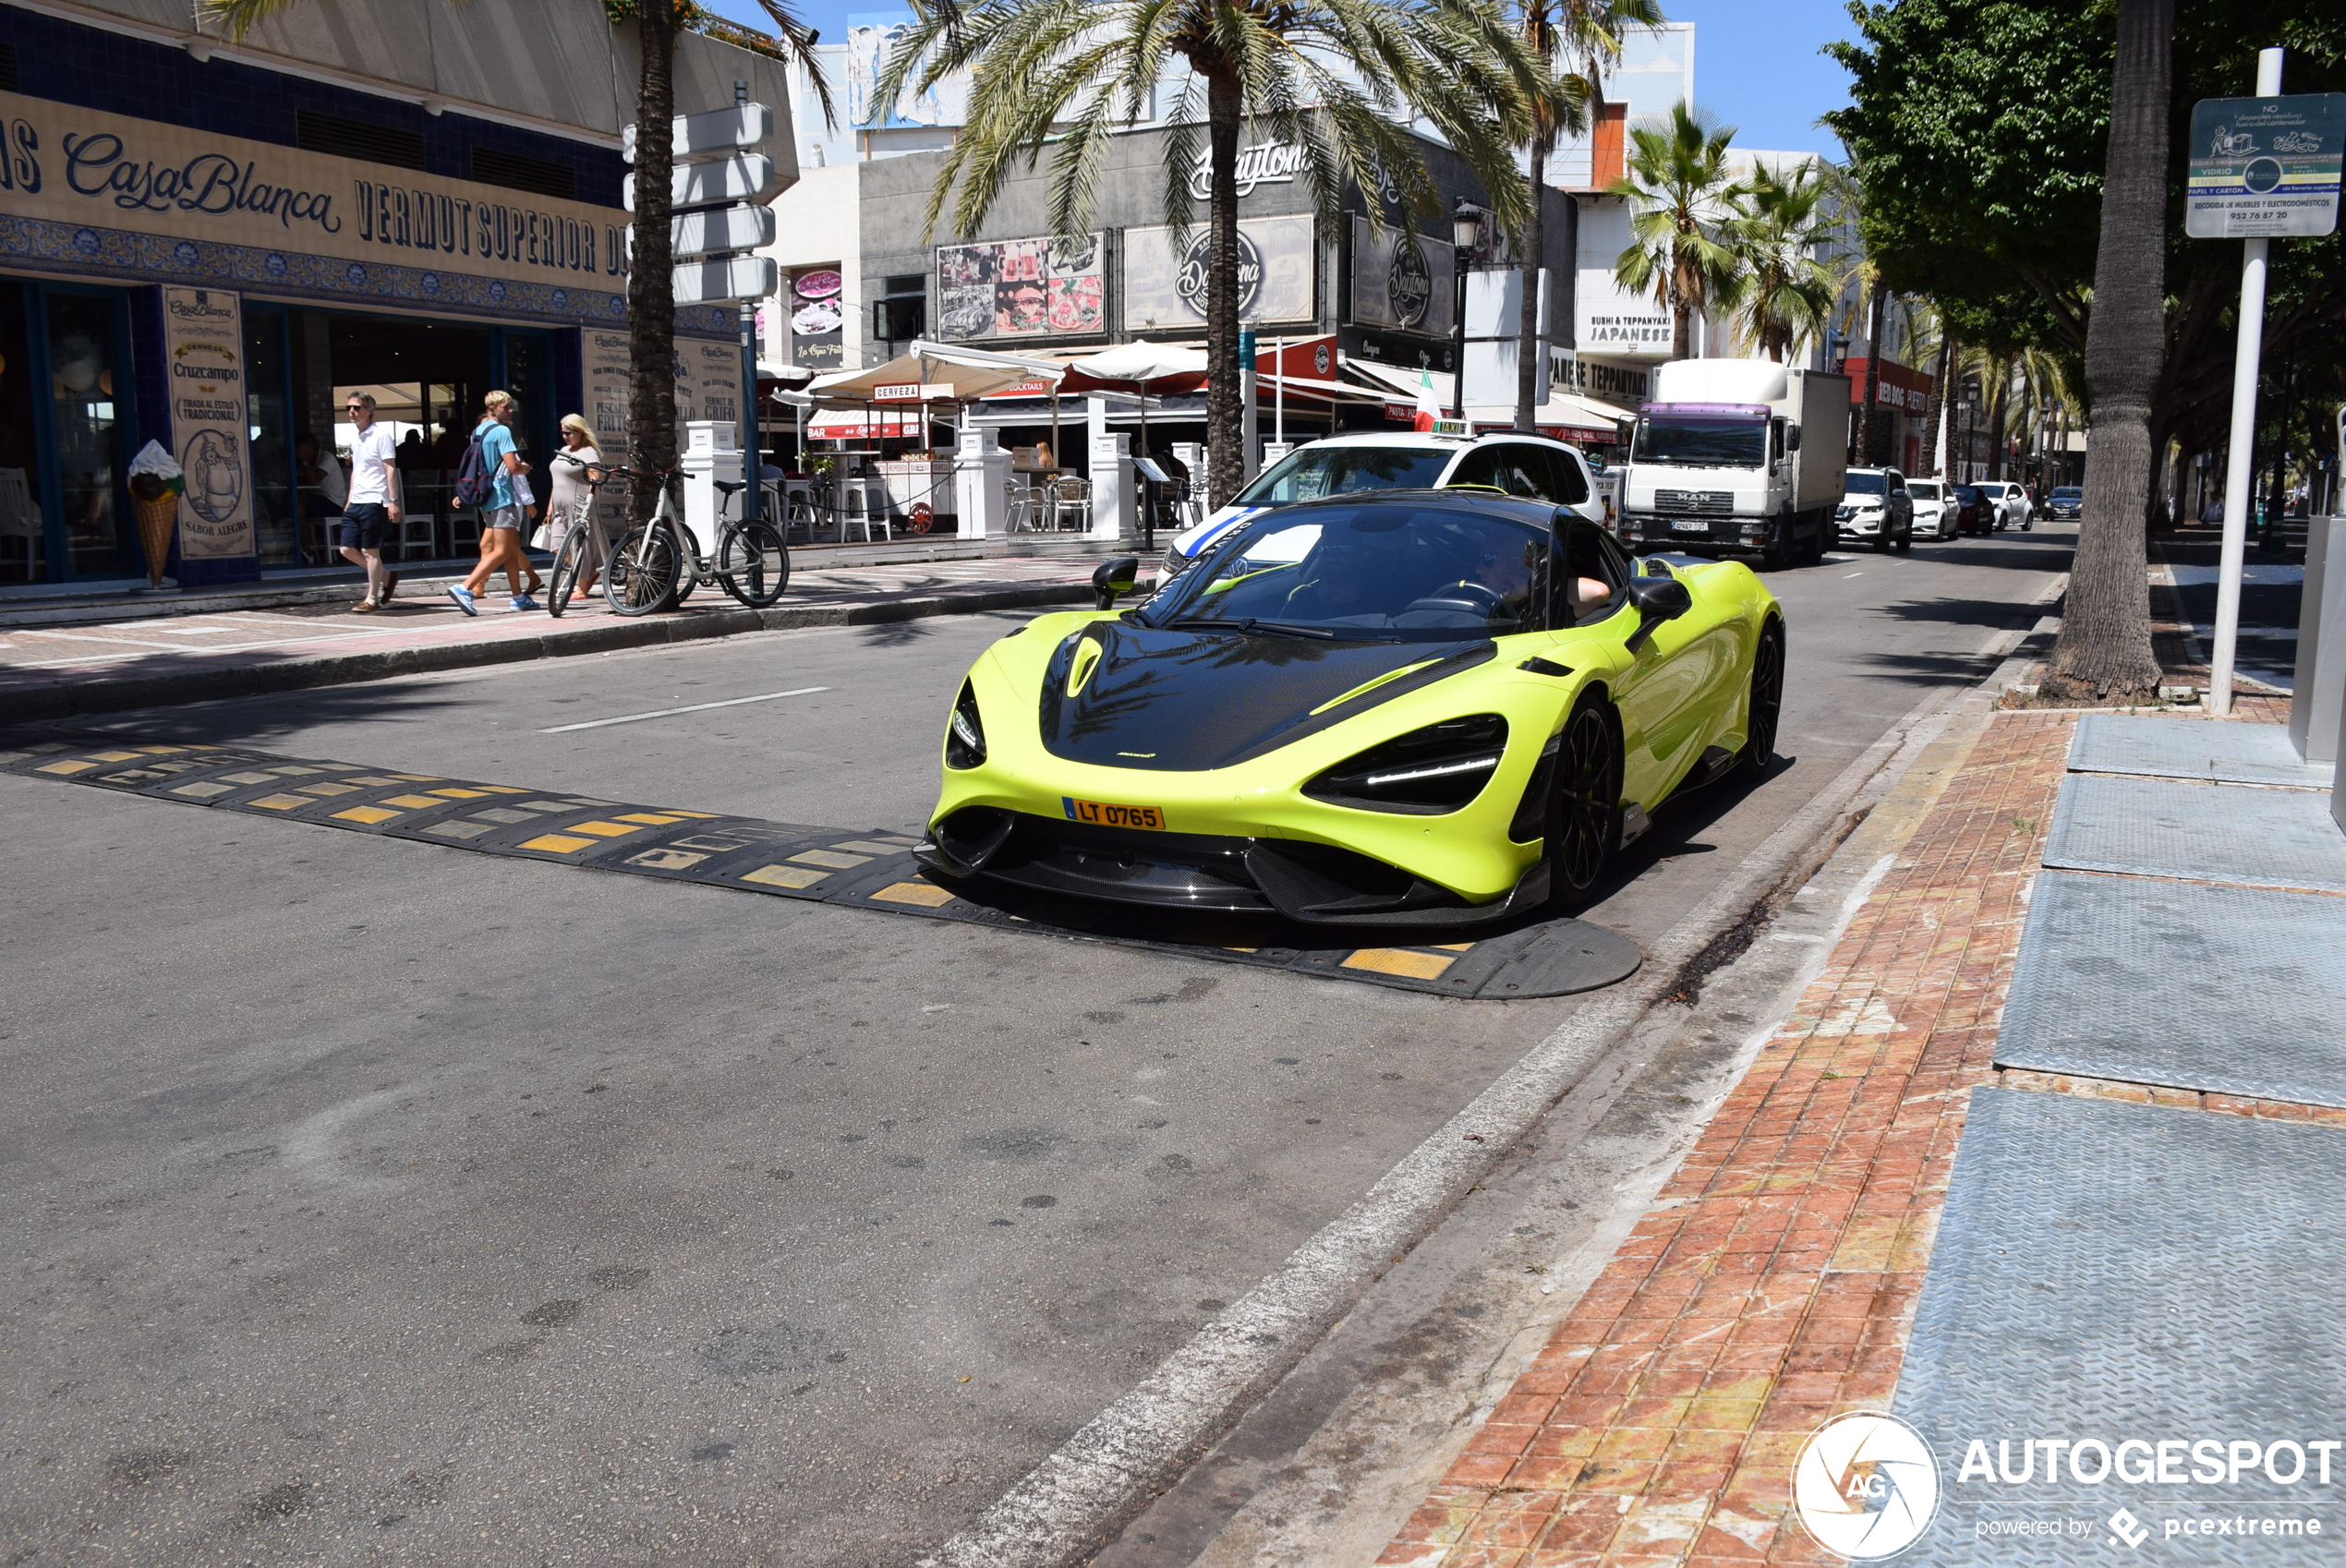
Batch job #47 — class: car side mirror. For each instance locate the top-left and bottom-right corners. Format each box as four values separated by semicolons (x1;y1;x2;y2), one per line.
1092;556;1141;610
1785;423;1803;452
1623;573;1692;654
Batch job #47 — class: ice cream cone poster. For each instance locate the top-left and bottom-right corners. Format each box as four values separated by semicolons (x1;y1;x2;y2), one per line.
162;286;254;560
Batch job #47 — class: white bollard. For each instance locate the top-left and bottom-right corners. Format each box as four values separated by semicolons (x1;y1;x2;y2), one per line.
953;427;1010;538
678;420;741;561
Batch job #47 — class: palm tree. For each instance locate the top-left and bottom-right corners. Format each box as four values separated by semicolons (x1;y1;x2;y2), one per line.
1505;0;1659;431
1721;160;1836;363
2045;0;2169;703
1608;103;1743;363
882;0;1545;508
209;0;830;535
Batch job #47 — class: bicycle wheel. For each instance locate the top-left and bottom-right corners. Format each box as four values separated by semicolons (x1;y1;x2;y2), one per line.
718;519;792;608
604;523;683;616
544;526;590;619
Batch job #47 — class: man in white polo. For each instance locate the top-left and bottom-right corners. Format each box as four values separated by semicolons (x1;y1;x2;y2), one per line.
339;392;403;611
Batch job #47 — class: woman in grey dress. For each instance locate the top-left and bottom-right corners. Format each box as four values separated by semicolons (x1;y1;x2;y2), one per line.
547;415;608;602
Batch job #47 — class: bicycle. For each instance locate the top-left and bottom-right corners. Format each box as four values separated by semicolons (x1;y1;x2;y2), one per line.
562;461;791;618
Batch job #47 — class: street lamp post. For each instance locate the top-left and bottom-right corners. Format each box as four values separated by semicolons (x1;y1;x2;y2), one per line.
1450;200;1482;421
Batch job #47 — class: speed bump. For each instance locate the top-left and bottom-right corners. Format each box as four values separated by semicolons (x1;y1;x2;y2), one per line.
3;730;1641;999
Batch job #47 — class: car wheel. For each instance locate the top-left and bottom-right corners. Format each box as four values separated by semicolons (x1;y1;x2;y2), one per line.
1546;695;1622;906
1873;527;1892;553
1734;619;1784;782
2023;518;2034;532
1893;525;1912;552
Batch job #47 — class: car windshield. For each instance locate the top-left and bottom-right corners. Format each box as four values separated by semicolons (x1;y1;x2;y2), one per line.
1845;473;1888;495
2052;487;2083;498
1631;416;1766;466
1909;481;1943;499
1153;502;1553;641
1233;444;1454;505
1954;487;1981;502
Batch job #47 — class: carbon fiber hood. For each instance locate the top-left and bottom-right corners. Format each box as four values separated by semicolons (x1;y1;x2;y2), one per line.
1034;621;1495;772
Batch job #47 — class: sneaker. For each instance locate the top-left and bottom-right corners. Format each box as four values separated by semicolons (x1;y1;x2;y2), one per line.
380;572;401;604
509;594;538;611
446;585;478;616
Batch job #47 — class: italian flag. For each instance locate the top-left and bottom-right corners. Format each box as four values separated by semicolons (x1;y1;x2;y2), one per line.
1414;367;1442;432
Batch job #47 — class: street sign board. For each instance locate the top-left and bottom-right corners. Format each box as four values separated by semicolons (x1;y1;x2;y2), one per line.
674;255;779;307
673;204;778;260
873;382;956;403
2187;93;2344;238
623;103;773;163
623;153;779;213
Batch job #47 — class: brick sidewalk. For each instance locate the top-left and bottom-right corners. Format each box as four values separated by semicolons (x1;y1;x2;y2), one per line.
1378;710;2079;1567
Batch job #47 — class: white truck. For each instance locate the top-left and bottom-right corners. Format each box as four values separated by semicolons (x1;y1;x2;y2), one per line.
1616;359;1850;570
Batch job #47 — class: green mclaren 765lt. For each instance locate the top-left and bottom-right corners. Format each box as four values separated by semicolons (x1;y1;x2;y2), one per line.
913;491;1784;928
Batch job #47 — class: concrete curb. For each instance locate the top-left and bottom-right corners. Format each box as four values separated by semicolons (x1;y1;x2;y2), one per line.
0;581;1094;721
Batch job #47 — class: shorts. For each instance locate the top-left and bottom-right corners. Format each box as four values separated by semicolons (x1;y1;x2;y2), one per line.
483;504;526;531
336;502;391;549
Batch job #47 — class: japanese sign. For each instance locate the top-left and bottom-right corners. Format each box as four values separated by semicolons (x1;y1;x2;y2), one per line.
2186;93;2344;239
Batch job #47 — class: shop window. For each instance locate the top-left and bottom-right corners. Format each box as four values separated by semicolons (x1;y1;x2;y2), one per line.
46;293;129;578
245;308;297;569
0;282;41;585
296;110;428;174
873;296;924;343
469;147;578;201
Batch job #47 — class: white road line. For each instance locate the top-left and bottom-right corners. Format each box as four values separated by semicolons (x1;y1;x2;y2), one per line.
539;686;828;732
1843;571;1865;578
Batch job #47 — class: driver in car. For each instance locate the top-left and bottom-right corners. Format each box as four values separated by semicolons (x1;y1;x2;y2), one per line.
1443;544;1613;626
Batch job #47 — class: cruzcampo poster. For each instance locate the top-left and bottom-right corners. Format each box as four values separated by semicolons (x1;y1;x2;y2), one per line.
161;286;254;560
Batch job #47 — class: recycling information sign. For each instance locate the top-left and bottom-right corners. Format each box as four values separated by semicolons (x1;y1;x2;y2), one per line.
2186;92;2344;238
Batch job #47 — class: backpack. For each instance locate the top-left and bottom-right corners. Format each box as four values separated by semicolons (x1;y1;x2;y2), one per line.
453;428;496;512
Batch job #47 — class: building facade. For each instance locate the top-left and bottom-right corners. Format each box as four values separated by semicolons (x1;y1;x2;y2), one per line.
0;0;792;592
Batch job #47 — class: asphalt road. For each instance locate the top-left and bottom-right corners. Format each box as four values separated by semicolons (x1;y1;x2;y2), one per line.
0;525;2073;1567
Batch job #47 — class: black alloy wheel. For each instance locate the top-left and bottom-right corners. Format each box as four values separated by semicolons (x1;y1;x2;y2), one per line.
1734;620;1785;781
1547;695;1624;905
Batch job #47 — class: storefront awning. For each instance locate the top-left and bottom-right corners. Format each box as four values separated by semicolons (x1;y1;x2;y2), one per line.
811;341;1070;403
804;408;938;440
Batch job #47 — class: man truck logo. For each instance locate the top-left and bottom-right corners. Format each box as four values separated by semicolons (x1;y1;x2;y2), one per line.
1792;1412;1941;1560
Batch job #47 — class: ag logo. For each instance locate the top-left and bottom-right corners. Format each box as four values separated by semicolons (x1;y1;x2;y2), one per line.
1791;1412;1941;1560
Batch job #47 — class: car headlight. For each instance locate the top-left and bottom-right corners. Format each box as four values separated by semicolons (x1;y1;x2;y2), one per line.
1303;715;1508;814
946;681;986;769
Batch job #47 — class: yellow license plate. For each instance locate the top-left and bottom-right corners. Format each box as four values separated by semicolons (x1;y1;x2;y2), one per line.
1062;796;1166;831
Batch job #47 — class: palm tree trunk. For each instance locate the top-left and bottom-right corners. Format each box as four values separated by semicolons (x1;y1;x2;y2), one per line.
1670;242;1693;361
1922;332;1953;476
2046;0;2169;702
1986;368;2008;480
628;4;680;530
1857;284;1885;465
1514;138;1547;432
1203;72;1244;509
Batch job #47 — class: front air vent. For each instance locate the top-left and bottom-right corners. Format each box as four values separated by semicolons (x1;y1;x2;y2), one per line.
468;146;577;199
296;109;427;172
1654;489;1735;516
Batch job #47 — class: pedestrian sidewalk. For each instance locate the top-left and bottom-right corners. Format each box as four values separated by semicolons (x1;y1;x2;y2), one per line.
1376;693;2324;1566
0;552;1138;720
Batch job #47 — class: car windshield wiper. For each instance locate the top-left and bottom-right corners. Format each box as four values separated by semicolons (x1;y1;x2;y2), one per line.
1171;615;1338;639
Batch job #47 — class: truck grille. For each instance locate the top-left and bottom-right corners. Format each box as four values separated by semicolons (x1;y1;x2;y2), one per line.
1654;489;1735;516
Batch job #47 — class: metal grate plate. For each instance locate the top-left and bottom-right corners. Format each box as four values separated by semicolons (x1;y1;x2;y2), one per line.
2043;774;2346;894
1894;1090;2346;1563
1997;873;2346;1108
2068;714;2332;788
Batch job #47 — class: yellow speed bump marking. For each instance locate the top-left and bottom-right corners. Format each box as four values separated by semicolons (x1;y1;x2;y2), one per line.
1341;948;1457;981
170;781;236;798
790;849;869;869
35;759;99;774
380;793;444;809
615;813;685;826
87;750;144;762
298;781;360;796
566;820;647;838
743;863;828;888
1433;942;1475;952
475;785;530;794
519;833;597;854
871;881;953;908
248;793;313;810
333;805;402;825
429;788;490;799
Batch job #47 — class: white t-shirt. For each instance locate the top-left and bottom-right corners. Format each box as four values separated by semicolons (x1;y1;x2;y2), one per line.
346;423;398;506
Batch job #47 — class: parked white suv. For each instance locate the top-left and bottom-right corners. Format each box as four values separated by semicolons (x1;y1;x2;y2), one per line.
1906;478;1955;539
1162;432;1607;576
1973;481;2033;532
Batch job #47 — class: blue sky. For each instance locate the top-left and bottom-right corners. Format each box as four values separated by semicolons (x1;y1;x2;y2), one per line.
703;0;1863;158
